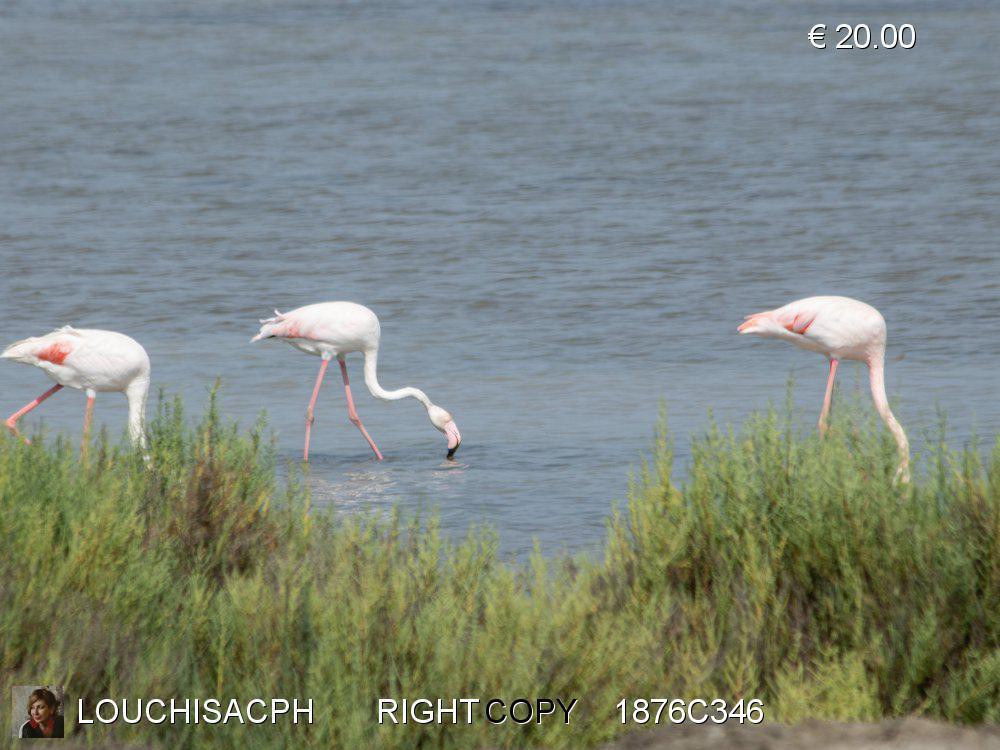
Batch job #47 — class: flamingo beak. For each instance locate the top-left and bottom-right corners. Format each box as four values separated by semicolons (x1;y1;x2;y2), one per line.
444;420;461;459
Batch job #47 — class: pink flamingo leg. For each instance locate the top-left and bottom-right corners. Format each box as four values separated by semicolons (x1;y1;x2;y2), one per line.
818;358;839;436
82;393;95;459
303;359;330;462
339;358;383;460
4;384;63;442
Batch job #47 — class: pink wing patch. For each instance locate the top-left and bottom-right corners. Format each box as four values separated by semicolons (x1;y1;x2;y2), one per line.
36;341;74;365
280;321;304;338
782;312;816;335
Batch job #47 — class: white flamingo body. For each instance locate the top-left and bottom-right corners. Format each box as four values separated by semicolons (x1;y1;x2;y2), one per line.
3;327;150;447
738;295;909;482
739;296;885;361
256;302;380;360
252;301;461;461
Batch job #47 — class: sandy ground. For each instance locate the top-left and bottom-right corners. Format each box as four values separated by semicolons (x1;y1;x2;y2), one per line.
599;718;1000;750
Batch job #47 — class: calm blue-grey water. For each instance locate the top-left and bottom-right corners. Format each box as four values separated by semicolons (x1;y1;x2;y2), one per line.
2;1;998;557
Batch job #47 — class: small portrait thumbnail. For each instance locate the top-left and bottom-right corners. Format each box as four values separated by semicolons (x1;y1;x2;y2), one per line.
11;686;65;739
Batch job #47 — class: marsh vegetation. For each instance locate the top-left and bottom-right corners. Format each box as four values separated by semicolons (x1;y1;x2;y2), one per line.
1;395;997;748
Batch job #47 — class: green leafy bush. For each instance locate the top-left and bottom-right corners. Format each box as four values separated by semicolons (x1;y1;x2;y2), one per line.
1;396;996;748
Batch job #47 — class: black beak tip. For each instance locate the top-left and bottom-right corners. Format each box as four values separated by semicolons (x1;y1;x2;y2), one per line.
446;444;459;460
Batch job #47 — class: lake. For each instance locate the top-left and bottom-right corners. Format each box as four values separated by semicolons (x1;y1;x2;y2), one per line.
1;0;997;556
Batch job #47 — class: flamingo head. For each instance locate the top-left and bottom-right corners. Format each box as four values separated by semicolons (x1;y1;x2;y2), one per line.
428;404;461;459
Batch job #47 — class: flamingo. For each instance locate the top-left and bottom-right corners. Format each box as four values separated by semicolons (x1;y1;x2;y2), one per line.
251;301;461;462
737;295;910;482
2;327;151;452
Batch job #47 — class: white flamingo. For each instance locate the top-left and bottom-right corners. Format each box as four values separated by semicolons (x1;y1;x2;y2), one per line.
3;327;151;451
738;295;910;482
251;301;461;462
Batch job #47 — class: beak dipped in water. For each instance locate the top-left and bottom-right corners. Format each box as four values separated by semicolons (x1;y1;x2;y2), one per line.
444;420;462;459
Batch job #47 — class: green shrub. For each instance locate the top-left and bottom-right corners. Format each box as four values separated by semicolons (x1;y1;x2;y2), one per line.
1;395;996;748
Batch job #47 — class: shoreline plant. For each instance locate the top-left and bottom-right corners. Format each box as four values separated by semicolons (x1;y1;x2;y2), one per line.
1;393;996;748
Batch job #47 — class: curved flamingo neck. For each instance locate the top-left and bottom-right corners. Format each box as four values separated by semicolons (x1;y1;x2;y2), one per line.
362;348;432;410
126;377;149;447
867;353;909;481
